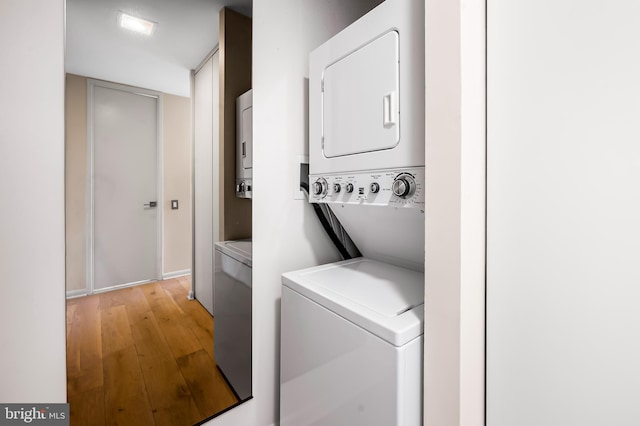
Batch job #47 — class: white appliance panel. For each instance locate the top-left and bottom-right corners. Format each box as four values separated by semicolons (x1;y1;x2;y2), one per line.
323;31;400;158
280;285;423;426
333;204;424;271
214;240;252;400
310;0;424;175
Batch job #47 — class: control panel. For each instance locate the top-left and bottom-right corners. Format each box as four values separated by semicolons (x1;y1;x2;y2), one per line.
308;167;424;208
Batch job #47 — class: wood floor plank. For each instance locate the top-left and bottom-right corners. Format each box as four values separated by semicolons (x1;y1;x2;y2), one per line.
177;304;214;359
66;301;78;324
156;311;203;359
140;282;169;311
177;276;191;293
129;310;174;365
103;346;155;426
68;387;105;426
124;286;153;325
66;302;78;343
99;286;139;309
177;349;239;418
158;279;214;358
67;294;103;397
138;354;203;426
101;305;134;356
158;278;184;299
141;282;202;359
173;296;214;336
132;299;204;425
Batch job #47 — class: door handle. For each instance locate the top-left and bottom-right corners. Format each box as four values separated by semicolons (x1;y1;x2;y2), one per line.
383;91;398;128
144;201;157;208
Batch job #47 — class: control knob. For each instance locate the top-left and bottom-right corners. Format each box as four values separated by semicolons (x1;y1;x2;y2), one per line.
392;173;417;199
369;182;380;193
312;178;328;197
333;183;341;193
345;183;354;193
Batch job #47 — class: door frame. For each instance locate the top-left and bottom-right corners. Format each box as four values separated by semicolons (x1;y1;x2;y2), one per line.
86;78;164;295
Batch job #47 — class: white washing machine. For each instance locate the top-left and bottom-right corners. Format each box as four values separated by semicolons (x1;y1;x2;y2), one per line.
281;258;424;426
214;240;252;400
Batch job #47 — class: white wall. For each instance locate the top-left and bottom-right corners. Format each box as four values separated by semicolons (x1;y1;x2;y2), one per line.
424;0;486;425
206;1;382;424
0;0;67;402
487;0;640;425
162;93;193;275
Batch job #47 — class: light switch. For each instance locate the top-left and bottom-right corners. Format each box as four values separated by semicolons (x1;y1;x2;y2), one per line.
171;200;179;210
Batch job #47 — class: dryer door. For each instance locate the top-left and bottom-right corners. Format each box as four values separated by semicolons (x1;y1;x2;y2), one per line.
322;31;400;158
241;105;253;171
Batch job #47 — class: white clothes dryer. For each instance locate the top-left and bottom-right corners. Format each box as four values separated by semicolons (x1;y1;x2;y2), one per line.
307;0;426;271
280;258;424;426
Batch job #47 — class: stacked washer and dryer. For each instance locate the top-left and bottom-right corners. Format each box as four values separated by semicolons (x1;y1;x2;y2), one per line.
280;0;425;425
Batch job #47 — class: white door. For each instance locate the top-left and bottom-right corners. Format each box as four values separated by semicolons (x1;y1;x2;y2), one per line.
193;51;219;315
90;81;160;292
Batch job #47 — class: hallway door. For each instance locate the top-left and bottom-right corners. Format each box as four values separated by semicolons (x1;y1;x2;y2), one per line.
89;80;161;292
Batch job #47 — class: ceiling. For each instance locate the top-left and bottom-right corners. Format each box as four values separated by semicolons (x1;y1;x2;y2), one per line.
65;0;252;97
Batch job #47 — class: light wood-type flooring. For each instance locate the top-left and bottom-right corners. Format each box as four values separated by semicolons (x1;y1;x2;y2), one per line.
66;276;239;426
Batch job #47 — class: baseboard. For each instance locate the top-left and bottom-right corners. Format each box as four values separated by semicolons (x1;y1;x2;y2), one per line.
92;279;154;294
66;289;87;299
162;269;191;280
68;272;191;298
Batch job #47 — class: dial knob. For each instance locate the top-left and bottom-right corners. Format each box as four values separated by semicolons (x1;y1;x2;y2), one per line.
333;183;341;193
392;173;417;199
312;178;328;197
369;182;380;193
238;181;246;192
346;183;354;193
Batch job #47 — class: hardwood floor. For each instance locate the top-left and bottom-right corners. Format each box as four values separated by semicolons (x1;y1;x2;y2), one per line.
66;276;239;426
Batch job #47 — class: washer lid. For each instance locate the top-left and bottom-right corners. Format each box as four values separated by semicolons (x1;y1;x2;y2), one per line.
215;240;252;267
282;258;424;346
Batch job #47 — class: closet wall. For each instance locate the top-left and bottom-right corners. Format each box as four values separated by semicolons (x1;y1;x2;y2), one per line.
487;0;640;424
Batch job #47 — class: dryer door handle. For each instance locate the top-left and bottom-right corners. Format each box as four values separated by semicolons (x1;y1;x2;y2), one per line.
383;91;398;128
